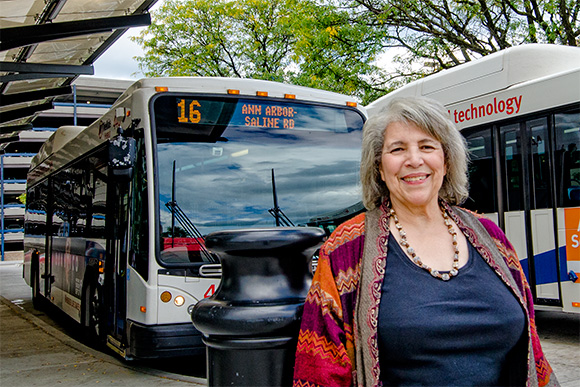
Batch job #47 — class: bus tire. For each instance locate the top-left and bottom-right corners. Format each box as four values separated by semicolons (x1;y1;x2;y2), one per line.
31;258;44;310
82;279;104;345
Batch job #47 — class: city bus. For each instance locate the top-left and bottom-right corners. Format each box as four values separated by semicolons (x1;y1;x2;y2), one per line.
23;77;367;359
367;44;580;313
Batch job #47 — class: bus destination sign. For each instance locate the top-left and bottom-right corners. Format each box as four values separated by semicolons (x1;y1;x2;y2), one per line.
176;98;296;129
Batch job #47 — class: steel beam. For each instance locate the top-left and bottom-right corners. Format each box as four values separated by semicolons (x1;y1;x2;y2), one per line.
0;13;151;51
0;102;53;124
0;86;72;107
0;62;93;75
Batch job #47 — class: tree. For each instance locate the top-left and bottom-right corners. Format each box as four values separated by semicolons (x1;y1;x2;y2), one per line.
134;0;579;102
133;0;389;103
350;0;580;83
291;1;390;103
133;0;297;80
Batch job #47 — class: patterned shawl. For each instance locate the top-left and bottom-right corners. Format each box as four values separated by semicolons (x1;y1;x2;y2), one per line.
293;201;558;387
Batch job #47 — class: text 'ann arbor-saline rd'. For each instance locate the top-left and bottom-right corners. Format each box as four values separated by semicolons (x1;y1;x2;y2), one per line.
242;103;296;129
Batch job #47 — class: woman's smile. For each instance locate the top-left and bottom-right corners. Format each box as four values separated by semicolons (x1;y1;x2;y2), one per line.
401;173;430;183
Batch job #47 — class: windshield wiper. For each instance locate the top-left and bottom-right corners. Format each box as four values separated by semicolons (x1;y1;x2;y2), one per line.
268;168;295;227
164;201;216;263
166;160;217;263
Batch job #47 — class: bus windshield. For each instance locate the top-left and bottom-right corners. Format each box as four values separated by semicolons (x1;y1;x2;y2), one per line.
152;95;365;266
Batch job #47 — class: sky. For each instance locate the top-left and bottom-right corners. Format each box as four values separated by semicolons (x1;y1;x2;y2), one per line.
92;27;149;80
92;0;166;80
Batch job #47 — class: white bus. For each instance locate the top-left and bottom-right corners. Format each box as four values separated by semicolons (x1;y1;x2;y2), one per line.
23;77;367;359
367;44;580;313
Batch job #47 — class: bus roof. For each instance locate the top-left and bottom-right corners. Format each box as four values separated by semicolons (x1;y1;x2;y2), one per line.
367;44;580;115
33;126;85;164
116;77;362;107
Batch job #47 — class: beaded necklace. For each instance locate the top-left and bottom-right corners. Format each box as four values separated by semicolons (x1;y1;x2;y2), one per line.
390;206;460;281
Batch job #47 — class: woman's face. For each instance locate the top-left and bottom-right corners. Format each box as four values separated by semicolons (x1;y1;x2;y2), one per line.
379;120;446;211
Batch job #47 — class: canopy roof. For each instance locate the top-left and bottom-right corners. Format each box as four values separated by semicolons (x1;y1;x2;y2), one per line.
0;0;157;130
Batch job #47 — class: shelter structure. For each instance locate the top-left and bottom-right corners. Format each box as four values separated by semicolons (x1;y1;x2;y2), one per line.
0;0;156;260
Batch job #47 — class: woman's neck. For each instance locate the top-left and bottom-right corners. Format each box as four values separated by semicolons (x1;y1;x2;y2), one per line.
389;198;442;226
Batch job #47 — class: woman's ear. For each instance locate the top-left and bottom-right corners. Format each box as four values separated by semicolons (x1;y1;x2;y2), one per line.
379;162;386;182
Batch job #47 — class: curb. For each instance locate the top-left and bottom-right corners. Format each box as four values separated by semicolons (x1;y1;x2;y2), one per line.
0;295;207;385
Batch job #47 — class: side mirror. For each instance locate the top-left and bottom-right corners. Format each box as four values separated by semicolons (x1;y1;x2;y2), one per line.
109;134;136;180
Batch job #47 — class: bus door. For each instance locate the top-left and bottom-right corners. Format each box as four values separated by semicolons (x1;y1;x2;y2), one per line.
36;179;53;302
46;176;69;309
500;118;562;306
104;171;131;355
553;108;580;313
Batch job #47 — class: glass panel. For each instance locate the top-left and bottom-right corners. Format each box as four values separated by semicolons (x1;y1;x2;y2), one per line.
463;127;496;213
153;97;365;266
89;168;107;240
25;181;48;239
501;124;523;211
554;108;580;207
528;118;551;209
52;174;69;237
130;137;149;280
153;95;364;138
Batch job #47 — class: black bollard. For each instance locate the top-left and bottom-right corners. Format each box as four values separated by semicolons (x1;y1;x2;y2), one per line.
191;227;326;387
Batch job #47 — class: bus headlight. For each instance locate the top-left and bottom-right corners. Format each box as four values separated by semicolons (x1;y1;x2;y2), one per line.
174;295;185;307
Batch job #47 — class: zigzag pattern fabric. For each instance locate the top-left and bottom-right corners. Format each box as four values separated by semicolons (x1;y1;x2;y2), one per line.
294;213;364;387
293;205;558;387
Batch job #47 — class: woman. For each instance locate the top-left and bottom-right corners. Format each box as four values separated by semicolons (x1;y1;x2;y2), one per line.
293;97;558;386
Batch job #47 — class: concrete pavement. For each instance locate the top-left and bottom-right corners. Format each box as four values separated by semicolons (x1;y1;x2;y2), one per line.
0;294;205;386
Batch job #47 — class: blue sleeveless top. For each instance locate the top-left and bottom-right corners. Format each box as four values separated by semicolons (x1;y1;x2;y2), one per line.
377;235;526;386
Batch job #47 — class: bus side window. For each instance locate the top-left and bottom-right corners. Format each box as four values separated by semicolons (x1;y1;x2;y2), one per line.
500;124;524;212
25;181;48;238
463;127;497;214
90;168;108;240
555;109;580;207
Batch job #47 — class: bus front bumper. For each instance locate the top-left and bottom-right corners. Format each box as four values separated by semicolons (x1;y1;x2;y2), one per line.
126;320;205;359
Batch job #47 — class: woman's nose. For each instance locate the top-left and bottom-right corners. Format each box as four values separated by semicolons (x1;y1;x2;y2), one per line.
405;147;424;167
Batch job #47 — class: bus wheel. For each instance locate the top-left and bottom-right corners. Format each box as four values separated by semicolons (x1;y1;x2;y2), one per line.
31;268;43;310
84;281;104;343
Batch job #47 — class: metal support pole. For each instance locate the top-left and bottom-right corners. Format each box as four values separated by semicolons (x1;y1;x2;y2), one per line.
73;84;77;126
1;155;5;261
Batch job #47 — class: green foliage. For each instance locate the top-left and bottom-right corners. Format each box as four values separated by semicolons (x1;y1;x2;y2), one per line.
133;0;302;80
133;0;390;103
289;2;392;104
133;0;579;104
349;0;579;81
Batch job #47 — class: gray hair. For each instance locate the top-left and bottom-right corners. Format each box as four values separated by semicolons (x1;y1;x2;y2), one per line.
360;96;469;210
